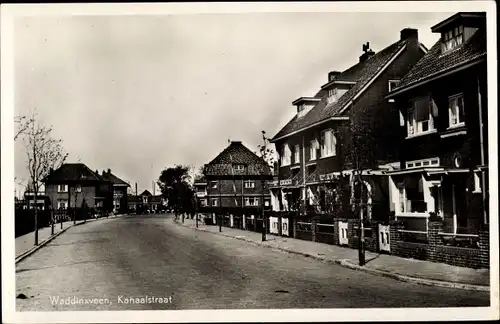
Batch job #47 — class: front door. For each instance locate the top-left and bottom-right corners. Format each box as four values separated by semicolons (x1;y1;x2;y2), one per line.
378;224;391;252
338;221;348;245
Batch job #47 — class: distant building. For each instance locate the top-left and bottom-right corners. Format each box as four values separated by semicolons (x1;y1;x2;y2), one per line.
43;163;111;211
128;189;166;213
193;175;208;208
99;169;130;214
203;141;273;219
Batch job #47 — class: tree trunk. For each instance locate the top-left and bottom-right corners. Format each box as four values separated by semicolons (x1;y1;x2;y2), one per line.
34;190;39;245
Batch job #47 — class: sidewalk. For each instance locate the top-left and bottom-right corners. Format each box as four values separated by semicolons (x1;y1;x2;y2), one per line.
177;217;490;291
15;214;127;260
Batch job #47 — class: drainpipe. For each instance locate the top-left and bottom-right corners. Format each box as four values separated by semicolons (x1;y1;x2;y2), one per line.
477;76;487;225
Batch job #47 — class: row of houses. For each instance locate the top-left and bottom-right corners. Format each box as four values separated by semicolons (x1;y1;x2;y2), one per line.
20;163;131;215
194;12;490;269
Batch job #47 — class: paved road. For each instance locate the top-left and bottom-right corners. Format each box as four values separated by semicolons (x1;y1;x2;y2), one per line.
15;214;489;311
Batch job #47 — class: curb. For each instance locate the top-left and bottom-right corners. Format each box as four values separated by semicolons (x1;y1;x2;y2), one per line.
15;225;72;264
336;259;490;292
177;221;490;292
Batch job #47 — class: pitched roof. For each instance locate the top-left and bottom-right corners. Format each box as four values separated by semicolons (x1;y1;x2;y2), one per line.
100;171;130;186
392;27;486;92
204;141;272;176
43;163;104;183
140;189;152;196
194;175;207;184
272;38;412;141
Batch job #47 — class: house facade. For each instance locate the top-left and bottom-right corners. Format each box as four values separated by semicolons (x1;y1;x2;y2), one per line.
386;12;488;236
203;141;273;226
100;169;130;214
270;28;428;222
43;163;111;212
129;189;166;213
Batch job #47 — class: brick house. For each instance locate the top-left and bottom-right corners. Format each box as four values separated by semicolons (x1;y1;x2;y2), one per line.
43;163;112;213
386;12;488;236
270;28;428;223
99;169;130;214
203;141;273;227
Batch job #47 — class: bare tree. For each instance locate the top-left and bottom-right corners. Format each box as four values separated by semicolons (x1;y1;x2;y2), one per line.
15;115;32;142
22;111;68;245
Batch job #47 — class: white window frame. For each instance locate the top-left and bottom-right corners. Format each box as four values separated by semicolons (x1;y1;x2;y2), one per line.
327;88;338;103
473;171;482;193
442;25;464;52
244;180;255;189
405;157;440;169
57;199;68;209
210;181;218;189
394;174;432;217
407;96;435;137
245;197;258;206
448;93;465;128
294;144;300;164
281;144;292;166
211;198;218;207
233;164;245;171
309;139;318;161
58;184;68;193
388;79;400;93
75;184;82;193
321;129;337;157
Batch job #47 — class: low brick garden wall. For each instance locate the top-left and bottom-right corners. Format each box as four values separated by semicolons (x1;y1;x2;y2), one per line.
390;220;489;269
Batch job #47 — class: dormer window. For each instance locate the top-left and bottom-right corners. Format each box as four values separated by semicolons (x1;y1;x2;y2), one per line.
326;87;348;104
442;25;464;52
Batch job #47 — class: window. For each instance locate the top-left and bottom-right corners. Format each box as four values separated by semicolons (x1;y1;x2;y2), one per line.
473;172;482;193
442;25;464;52
397;174;427;213
57;199;68;209
406;157;440;169
143;196;148;203
233;164;245;171
211;198;218;207
58;184;68;193
210;181;218;189
245;197;258;206
75;185;82;193
407;96;435;136
281;144;292;166
310;139;319;160
321;129;337;157
265;200;270;207
244;180;255;189
448;94;465;127
294;144;300;164
388;80;400;92
200;199;207;207
327;88;338;103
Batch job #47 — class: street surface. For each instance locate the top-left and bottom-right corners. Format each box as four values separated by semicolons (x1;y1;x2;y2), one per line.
16;214;489;310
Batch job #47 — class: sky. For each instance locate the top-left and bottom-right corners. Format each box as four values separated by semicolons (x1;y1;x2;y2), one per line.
13;10;454;195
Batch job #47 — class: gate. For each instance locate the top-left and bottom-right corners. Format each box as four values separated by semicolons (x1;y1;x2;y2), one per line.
338;221;349;245
281;217;289;236
378;224;391;252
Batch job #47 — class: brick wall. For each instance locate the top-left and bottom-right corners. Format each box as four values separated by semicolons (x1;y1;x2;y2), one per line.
390;220;489;268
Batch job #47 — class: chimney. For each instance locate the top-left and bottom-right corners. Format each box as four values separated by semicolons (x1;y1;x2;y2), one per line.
231;141;242;145
359;42;375;62
102;170;105;175
328;71;341;81
107;168;111;174
400;28;418;41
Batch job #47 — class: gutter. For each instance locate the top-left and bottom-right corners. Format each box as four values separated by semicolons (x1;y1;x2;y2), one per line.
387;56;485;98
